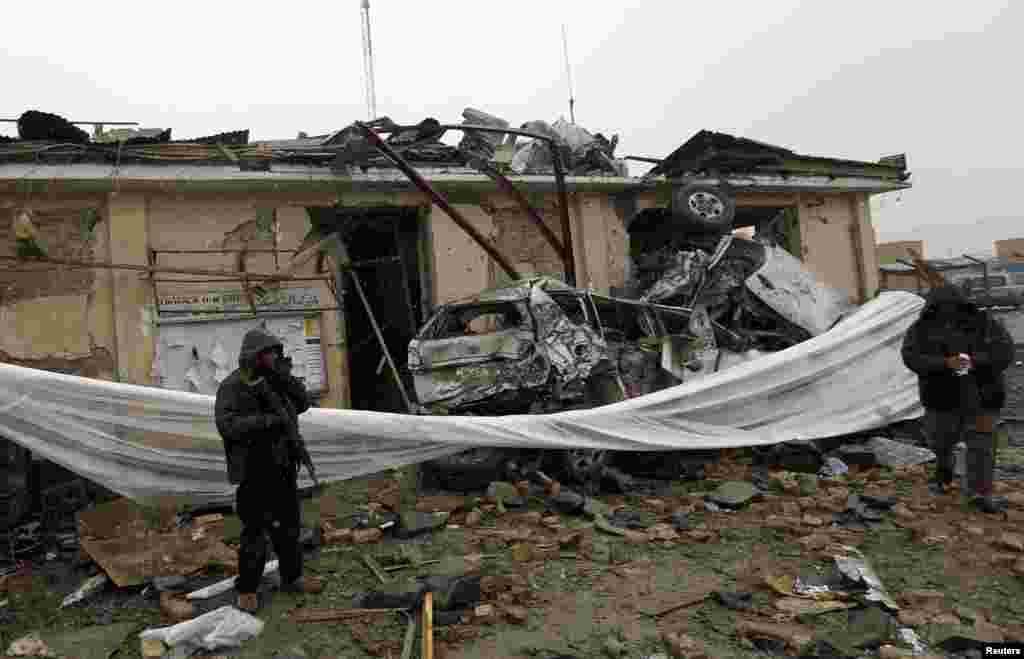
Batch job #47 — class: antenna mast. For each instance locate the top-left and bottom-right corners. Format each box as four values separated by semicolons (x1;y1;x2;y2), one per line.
361;0;378;120
561;24;575;124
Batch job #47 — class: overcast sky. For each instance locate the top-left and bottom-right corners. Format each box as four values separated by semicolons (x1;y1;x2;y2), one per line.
2;0;1020;258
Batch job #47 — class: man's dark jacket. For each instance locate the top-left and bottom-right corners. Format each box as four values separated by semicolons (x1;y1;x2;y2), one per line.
901;284;1014;412
214;328;310;485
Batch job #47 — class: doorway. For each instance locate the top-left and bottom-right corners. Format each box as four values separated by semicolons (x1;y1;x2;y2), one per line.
309;206;426;412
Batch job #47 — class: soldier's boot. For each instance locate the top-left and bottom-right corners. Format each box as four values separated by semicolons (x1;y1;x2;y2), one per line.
280;575;324;594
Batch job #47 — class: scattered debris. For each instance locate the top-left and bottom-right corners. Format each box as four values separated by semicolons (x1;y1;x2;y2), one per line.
830;437;936;469
290;608;408;623
662;631;709;659
705;481;762;509
363;554;391;584
819;457;850;479
160;591;196;623
503;604;529;625
354;527;385;544
415;496;469;513
140;605;264;655
736;620;813;653
670;511;692;531
77;497;237;587
547;490;586;515
834;547;898;611
775;597;855;617
60;572;108;608
997;532;1024;552
608;509;648;530
141;638;166;658
645;592;714;618
713;591;753;611
7;633;53;657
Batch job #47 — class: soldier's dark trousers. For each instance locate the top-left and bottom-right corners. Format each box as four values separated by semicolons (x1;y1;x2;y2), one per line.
234;472;303;594
925;409;997;497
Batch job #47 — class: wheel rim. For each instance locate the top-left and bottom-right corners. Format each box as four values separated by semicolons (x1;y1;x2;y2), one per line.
565;449;608;481
688;192;725;220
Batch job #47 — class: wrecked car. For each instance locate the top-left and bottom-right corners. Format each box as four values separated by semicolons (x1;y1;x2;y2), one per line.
409;277;723;488
413;231;856;489
407;277;713;416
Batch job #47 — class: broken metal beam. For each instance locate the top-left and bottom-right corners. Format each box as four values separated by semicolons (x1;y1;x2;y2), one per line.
442;123;576;287
355;122;521;282
465;153;566;262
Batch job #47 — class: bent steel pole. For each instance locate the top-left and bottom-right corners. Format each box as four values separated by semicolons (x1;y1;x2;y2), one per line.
442;123;577;287
355;121;521;282
463;152;564;258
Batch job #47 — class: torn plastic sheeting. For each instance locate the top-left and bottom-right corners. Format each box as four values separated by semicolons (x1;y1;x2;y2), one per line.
0;292;924;506
139;605;263;653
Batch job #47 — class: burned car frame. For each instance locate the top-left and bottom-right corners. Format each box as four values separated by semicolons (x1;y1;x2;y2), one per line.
407;277;707;416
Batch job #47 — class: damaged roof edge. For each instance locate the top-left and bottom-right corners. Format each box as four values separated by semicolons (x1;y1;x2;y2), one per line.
0;163;911;196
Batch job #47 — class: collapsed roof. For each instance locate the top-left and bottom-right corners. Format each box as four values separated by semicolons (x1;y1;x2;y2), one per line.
0;109;910;185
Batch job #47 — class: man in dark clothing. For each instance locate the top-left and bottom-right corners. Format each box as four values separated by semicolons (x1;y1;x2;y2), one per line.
214;327;323;613
901;284;1015;513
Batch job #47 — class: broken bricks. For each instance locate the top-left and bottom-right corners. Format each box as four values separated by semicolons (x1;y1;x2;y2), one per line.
705;481;761;509
661;631;709;659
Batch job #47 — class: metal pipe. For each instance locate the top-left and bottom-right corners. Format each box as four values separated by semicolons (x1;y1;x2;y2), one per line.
439;123;576;285
348;269;415;413
355;121;521;282
550;140;576;287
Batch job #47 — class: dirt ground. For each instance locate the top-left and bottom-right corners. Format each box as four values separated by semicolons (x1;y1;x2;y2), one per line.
2;454;1024;659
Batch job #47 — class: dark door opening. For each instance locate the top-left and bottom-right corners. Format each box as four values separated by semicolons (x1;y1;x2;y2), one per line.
309;206;425;413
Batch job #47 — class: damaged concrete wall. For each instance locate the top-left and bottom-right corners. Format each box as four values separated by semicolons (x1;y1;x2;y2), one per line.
0;197;117;378
796;193;879;303
429;191;626;298
429;203;496;305
995;238;1024;262
147;193;348;408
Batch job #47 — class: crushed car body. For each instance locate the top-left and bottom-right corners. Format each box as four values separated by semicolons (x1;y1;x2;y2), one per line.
408;277;702;415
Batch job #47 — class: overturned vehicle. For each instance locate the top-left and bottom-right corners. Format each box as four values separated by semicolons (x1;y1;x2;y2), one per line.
411;230;856;490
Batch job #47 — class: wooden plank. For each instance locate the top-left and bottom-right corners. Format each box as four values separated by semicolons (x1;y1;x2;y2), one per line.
421;591;434;659
291;608;407;623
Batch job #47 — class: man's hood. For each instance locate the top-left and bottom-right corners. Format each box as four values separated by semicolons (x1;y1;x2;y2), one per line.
239;327;283;369
922;284;978;316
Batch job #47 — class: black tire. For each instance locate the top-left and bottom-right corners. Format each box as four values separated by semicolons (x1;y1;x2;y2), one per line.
671;184;736;233
421;448;516;492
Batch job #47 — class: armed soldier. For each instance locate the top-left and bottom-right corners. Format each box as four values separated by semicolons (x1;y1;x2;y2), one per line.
215;327;324;613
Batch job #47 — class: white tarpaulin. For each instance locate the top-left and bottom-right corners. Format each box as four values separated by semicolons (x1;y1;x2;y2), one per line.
0;292;925;506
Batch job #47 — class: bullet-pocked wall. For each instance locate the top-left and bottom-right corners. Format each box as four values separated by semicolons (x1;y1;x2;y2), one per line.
0;196;117;378
429;191;628;305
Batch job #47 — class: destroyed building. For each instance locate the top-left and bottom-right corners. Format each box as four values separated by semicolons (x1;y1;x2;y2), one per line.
0;109;908;420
